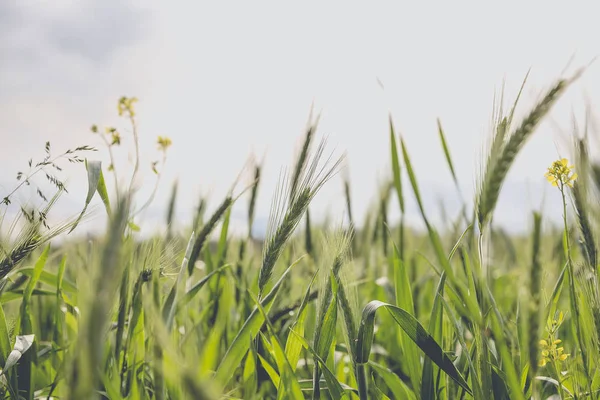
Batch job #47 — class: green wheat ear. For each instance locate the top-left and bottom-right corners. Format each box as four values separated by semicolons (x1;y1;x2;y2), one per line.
259;133;343;296
0;190;82;280
477;72;581;229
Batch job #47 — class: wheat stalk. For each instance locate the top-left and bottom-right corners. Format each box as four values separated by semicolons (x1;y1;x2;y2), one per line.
258;137;342;296
477;74;580;228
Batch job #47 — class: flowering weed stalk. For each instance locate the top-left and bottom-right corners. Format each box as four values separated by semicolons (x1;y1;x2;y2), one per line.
539;311;570;399
545;158;591;390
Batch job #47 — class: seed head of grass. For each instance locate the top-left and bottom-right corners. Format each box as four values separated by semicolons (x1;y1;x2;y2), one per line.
258;137;342;295
321;229;359;356
187;196;233;275
477;73;580;228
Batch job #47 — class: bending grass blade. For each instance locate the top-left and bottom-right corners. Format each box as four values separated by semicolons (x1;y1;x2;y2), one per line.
355;300;471;399
18;268;77;294
70;160;111;233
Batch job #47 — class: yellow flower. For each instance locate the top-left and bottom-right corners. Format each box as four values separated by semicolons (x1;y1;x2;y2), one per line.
545;158;577;188
539;333;569;367
157;136;172;152
118;96;138;117
111;132;121;146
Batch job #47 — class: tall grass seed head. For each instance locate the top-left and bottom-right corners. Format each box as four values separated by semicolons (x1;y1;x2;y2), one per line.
545;158;577;188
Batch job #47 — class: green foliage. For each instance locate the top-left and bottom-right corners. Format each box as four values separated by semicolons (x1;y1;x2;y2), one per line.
0;73;598;400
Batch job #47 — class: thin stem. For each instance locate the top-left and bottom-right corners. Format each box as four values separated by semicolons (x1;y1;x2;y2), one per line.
99;134;120;203
127;115;141;195
561;186;571;267
560;182;592;394
132;152;167;218
356;363;368;399
1;150;76;203
312;365;321;400
478;230;488;306
552;359;565;399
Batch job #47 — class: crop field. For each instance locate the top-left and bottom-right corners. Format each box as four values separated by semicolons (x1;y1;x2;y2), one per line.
0;70;599;400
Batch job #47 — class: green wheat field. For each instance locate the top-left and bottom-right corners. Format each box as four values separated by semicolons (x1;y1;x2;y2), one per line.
1;70;599;400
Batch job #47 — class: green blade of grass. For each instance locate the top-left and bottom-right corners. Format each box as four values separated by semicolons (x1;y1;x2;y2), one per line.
70;160;110;233
355;300;471;398
18;244;49;400
391;241;420;395
162;231;195;329
369;361;416;400
437;118;458;185
389;116;405;213
290;329;348;400
421;273;446;400
312;274;338;399
18;267;77;294
247;290;304;400
215;257;301;386
440;296;483;399
258;353;280;388
177;266;229;308
285;271;318;372
400;137;456;282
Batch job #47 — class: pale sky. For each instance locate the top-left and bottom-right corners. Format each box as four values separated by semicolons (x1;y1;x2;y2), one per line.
1;1;600;236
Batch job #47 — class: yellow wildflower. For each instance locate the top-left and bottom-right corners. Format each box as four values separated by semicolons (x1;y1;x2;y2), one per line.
157;136;172;152
118;96;138;117
545;158;577;188
111;132;121;146
539;310;570;368
539;338;569;366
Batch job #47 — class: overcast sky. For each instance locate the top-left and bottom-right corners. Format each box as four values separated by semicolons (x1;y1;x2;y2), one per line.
1;1;600;236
